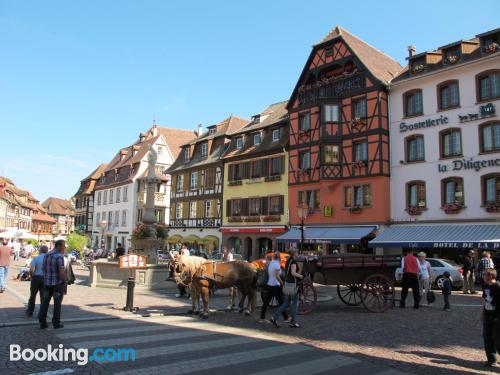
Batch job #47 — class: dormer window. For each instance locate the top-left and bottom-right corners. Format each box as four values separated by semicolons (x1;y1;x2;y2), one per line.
184;148;190;162
443;48;461;65
201;143;208;158
236;137;244;149
253;132;261;146
481;32;500;54
272;129;280;142
209;128;216;135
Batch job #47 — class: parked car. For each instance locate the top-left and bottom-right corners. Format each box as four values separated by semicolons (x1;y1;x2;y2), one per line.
395;258;463;289
210;252;243;261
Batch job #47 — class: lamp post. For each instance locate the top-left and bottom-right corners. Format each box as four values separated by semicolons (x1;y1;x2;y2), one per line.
297;203;309;254
100;220;107;249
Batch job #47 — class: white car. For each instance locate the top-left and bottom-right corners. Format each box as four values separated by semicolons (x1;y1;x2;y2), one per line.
395;258;464;289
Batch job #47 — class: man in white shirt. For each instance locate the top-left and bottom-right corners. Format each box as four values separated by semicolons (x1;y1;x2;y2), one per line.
13;240;21;261
259;251;289;323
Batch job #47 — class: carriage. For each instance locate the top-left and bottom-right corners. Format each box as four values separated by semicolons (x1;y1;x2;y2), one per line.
296;253;401;314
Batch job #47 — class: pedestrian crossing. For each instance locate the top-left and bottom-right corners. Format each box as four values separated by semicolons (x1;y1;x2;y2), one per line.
54;317;409;375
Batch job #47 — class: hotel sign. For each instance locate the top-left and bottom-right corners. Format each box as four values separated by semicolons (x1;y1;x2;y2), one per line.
438;157;500;173
399;115;449;133
432;242;500;249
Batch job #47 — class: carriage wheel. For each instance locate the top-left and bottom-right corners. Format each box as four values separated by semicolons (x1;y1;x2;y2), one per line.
299;282;317;315
336;284;362;306
360;274;395;313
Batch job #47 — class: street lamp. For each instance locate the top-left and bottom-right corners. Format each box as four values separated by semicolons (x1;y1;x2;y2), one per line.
100;220;107;249
297;203;309;254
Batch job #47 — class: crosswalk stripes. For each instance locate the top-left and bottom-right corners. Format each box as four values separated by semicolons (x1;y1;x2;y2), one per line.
54;317;410;375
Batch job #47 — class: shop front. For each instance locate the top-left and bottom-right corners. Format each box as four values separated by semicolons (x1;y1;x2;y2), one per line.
221;226;286;260
166;229;221;255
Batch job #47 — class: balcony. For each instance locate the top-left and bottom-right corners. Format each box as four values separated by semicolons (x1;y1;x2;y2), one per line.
137;191;167;206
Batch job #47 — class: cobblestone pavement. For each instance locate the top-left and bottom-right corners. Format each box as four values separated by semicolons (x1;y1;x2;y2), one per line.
0;259;495;374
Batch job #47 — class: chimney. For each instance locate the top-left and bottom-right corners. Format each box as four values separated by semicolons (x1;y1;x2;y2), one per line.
152;123;158;136
408;45;416;58
197;124;203;137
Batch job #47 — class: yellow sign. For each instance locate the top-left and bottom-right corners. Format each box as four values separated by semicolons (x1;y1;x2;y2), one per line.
324;206;333;217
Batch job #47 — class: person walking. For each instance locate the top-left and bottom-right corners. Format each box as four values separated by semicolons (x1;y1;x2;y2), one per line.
26;245;48;316
115;243;126;259
0;238;14;293
270;248;303;328
463;250;477;294
259;251;288;323
417;252;432;305
442;271;452;312
400;249;420;309
479;251;495;290
13;240;21;261
38;240;67;329
481;268;500;367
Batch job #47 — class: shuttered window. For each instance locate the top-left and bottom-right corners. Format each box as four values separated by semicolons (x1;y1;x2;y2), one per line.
270;156;284;175
205;168;215;188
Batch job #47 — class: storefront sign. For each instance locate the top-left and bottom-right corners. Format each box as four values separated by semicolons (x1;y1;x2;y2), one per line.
323;206;333;217
399;115;448;133
432;242;500;249
221;227;286;233
438;157;500;173
458;103;496;123
119;254;147;269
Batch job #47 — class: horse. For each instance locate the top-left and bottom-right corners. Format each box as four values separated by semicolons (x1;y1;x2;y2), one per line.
170;255;257;318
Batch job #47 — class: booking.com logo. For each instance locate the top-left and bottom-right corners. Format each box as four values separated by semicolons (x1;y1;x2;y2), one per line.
10;344;136;365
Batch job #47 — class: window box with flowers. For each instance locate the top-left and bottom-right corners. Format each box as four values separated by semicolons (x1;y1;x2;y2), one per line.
484;42;499;54
441;203;464;214
262;215;281;222
406;206;425;216
350;117;364;129
352;160;367;169
228;180;243;186
243;216;261;223
298;129;311;139
228;216;243;223
265;175;281;182
349;206;362;214
485;203;500;213
411;64;426;73
445;55;458;64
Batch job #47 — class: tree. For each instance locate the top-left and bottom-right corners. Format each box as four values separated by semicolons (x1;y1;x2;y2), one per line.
67;232;88;257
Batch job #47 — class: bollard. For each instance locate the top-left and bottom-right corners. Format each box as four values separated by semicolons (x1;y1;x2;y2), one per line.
123;277;138;312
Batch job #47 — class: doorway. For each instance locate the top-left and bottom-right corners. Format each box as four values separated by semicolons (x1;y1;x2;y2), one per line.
245;237;253;261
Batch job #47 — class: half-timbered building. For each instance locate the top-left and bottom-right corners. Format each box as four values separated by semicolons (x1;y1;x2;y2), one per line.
167;116;248;253
221;102;289;260
280;26;402;254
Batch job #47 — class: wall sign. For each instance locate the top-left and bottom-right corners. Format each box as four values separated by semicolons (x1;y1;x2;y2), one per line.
399;115;449;133
458;103;496;123
438;157;500;173
323;206;333;217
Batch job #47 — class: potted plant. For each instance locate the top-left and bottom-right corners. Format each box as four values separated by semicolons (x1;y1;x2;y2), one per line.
132;224;152;240
485;42;499;53
411;64;426;73
156;224;168;239
441;202;463;214
407;206;424;216
485;202;500;213
445;55;458;64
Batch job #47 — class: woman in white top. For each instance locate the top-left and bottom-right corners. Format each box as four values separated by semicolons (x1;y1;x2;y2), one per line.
417;252;432;302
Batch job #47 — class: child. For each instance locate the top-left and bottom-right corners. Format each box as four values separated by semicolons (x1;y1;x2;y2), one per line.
442;271;452;311
482;268;500;367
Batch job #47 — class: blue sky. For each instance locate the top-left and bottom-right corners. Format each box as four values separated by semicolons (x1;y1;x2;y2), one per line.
0;0;498;201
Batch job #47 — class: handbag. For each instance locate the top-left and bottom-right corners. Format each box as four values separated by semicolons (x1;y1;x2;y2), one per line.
282;262;297;295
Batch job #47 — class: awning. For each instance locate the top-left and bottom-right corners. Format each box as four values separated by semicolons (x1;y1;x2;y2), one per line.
166;234;183;244
276;226;376;244
182;234;200;244
369;224;500;249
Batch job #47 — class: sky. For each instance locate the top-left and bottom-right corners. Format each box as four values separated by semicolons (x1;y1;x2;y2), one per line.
0;0;498;202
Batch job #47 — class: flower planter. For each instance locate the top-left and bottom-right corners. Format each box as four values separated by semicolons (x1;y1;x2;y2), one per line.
243;216;261;223
262;215;281;222
228;217;243;223
265;175;282;182
486;204;500;213
407;206;424;216
349;207;362;214
441;203;463;214
228;180;243;186
484;43;499;54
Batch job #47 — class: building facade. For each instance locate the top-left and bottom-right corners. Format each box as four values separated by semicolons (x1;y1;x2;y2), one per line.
282;26;402;254
371;28;500;257
42;197;75;237
0;177;35;231
221;103;289;260
73;163;107;241
32;203;57;243
92;124;195;251
167;116;247;253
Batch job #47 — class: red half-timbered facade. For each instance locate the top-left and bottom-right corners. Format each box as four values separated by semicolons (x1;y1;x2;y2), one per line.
286;26;402;251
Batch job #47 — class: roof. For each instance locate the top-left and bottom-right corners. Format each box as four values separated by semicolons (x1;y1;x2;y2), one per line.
156;126;198;159
180;115;249;146
318;26;402;83
41;197;75;216
74;163;108;197
230;101;288;135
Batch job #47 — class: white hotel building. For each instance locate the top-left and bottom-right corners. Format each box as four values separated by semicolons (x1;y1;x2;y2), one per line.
371;28;500;258
92;125;196;251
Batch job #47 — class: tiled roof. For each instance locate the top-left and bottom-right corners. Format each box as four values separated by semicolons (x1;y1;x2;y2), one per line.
42;197;75;216
230;101;288;136
157;127;198;159
74;163;108;196
180;115;249;146
319;26;402;83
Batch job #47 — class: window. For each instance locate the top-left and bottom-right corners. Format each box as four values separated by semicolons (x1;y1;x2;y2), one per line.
324;104;339;122
477;70;500;101
116;187;121;203
442;177;464;205
184;148;190;161
253;133;261;146
96;212;101;225
231;200;242;216
270;156;284;176
353;98;367;118
299;113;311;131
481;123;500;152
123;186;128;202
236;137;244;149
97;192;101;205
440;129;462;158
272;129;280;142
229;163;244;181
122;210;127;226
344;185;371;207
438;81;460;110
407;181;426;208
189;201;197;218
103;191;107;205
483;174;500;205
205;200;213;218
325;47;333;57
299;151;311;170
108;211;112;226
114;210;119;225
205;168;215;188
298;190;320;209
249;198;261;216
158;146;163;156
406;135;425;162
109;189;114;204
404;90;423;117
269;196;282;214
175;203;182;219
354;141;368;161
209;128;216;135
176;175;184;192
324;145;339;164
251;159;263;178
190;171;198;190
201;143;208;158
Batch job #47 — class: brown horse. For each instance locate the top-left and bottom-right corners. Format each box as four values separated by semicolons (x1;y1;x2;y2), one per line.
171;255;256;318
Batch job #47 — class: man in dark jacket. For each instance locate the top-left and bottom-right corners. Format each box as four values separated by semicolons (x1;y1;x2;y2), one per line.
482;268;500;367
463;250;477;294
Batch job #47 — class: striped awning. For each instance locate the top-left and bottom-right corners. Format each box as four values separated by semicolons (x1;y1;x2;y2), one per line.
369;224;500;249
277;226;376;244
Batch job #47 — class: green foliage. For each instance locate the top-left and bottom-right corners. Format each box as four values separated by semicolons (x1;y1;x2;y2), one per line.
67;232;88;257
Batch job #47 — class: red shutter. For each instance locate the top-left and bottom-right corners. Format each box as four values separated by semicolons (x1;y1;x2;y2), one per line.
261;197;268;215
279;195;284;214
226;200;232;217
